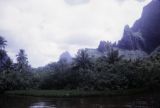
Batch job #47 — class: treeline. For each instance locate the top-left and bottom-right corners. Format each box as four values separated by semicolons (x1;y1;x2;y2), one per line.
0;36;34;91
0;36;160;92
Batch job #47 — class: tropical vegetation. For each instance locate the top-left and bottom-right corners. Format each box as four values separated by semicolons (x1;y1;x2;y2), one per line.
0;36;160;95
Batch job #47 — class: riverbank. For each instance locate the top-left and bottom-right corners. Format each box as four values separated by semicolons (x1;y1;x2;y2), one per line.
4;89;152;98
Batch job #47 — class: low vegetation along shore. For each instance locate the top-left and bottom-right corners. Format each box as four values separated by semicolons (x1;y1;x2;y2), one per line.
5;89;151;98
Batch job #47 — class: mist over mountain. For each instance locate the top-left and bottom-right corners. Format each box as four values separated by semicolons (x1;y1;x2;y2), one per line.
59;51;72;63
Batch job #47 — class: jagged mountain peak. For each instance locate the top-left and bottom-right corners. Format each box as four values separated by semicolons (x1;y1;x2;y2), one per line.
118;0;160;53
97;41;112;53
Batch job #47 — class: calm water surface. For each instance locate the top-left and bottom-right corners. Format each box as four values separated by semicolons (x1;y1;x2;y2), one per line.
0;94;160;108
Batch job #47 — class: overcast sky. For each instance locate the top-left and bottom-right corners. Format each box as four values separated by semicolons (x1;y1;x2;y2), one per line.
0;0;151;67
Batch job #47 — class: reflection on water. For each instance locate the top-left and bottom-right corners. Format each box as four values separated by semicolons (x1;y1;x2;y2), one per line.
30;102;56;108
0;94;160;108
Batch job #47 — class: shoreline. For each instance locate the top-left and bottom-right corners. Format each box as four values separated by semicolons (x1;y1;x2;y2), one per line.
4;89;154;98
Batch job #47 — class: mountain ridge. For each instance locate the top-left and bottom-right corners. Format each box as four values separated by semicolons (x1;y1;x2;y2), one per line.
58;0;160;62
118;0;160;53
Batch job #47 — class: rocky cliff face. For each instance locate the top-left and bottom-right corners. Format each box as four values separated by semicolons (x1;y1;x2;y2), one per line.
118;25;145;51
97;41;113;53
118;0;160;53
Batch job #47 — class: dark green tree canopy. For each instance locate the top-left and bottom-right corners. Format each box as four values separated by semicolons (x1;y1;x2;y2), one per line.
74;49;91;69
0;36;12;72
107;48;124;64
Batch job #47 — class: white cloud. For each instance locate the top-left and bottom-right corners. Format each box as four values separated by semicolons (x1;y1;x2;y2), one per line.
64;0;90;5
0;0;151;67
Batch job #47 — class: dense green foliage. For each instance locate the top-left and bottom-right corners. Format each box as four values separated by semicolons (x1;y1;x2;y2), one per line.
0;36;160;93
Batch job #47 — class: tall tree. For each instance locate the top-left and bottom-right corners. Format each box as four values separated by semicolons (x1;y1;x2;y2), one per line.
0;36;7;50
16;49;29;73
107;48;123;64
74;49;91;69
0;36;12;72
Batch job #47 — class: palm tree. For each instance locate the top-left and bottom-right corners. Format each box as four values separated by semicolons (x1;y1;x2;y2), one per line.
0;36;9;71
16;49;29;72
107;48;124;64
0;50;7;69
74;49;91;69
0;36;7;50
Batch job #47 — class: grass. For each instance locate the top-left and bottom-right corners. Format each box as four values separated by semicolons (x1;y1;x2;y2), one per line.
5;90;107;97
5;89;148;98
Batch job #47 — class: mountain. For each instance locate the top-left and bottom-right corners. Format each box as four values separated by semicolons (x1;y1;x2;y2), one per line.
118;25;145;51
61;0;159;62
59;51;72;63
118;0;160;53
97;41;114;53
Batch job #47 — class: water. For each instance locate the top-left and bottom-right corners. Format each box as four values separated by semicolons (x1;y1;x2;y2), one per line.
0;94;160;108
